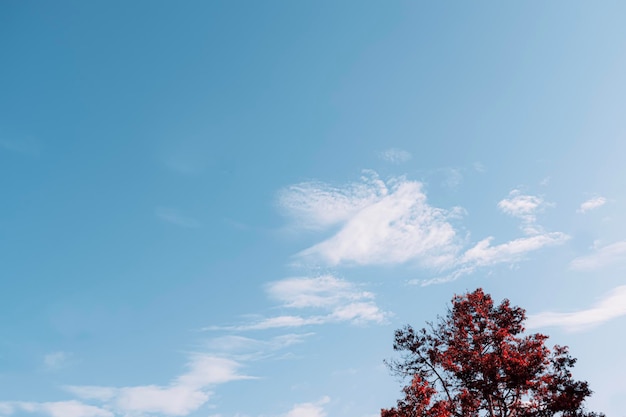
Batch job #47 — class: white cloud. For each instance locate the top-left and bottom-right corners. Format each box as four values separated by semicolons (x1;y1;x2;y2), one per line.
64;386;116;402
206;333;312;355
497;190;546;235
224;315;325;331
329;302;385;323
64;355;251;417
379;148;412;164
280;174;568;284
175;356;252;388
44;351;71;370
417;232;570;286
266;275;373;309
0;401;112;417
577;196;607;213
114;385;209;416
277;171;387;230
526;286;626;331
461;233;570;267
291;178;460;268
442;168;463;189
570;241;626;270
284;396;330;417
263;276;387;326
228;303;387;331
0;403;13;415
155;207;201;228
473;162;486;173
208;275;387;331
41;401;114;417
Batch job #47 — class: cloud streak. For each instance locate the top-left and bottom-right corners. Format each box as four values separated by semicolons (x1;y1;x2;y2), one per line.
570;241;626;270
280;174;568;284
379;148;412;164
44;351;72;370
577;196;607;213
277;171;387;231
417;232;570;286
497;190;547;235
206;333;313;357
461;233;570;267
284;396;330;417
0;401;112;417
207;275;388;331
526;286;626;331
60;356;252;417
282;174;460;268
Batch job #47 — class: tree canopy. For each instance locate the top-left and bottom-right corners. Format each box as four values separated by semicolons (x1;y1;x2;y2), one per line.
382;289;603;417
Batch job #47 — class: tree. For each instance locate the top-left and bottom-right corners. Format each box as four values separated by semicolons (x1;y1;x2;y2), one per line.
382;289;604;417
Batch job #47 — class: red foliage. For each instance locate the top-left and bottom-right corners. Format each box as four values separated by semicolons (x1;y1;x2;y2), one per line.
382;289;603;417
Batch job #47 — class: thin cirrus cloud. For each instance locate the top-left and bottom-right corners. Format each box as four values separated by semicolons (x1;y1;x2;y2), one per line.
279;173;568;284
0;401;112;417
497;189;547;235
4;339;309;417
283;173;460;268
442;168;463;189
526;286;626;332
285;396;330;417
417;233;570;286
58;355;251;417
570;241;626;270
577;196;607;213
461;233;569;268
44;351;72;370
277;171;387;231
206;275;388;331
266;275;375;309
379;148;412;164
205;333;314;362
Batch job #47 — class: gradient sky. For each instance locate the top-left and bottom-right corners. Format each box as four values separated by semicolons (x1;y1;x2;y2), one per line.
1;2;626;417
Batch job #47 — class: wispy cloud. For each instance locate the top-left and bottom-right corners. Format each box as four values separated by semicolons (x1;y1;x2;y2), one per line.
284;396;330;417
44;351;72;370
62;355;252;417
461;233;570;268
277;171;387;231
570;241;626;270
266;275;374;308
526;286;626;331
205;333;313;361
442;168;463;189
0;400;112;417
379;148;412;164
473;162;486;173
282;174;460;268
497;189;547;235
155;207;202;228
207;275;388;331
417;233;570;286
577;196;607;213
280;175;567;284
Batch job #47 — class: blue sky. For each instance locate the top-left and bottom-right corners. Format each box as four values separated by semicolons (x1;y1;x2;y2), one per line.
1;1;626;416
